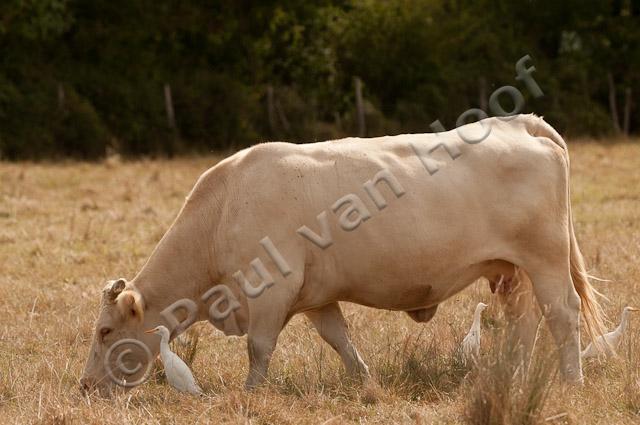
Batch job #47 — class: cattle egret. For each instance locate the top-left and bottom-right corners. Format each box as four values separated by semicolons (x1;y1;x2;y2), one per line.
461;302;488;364
145;326;203;395
581;306;638;359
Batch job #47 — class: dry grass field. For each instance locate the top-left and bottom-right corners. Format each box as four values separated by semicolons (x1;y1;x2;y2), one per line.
1;141;640;424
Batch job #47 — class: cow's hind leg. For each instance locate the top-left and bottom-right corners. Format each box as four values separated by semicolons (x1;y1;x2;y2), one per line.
497;268;541;368
305;303;370;379
526;260;582;383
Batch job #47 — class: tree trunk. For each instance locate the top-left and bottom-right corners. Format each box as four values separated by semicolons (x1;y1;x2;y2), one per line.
607;72;621;133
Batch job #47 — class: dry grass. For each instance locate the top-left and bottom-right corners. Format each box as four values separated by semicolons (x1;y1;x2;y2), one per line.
1;140;640;424
463;322;557;425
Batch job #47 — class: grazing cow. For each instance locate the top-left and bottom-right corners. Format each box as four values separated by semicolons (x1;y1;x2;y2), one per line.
80;114;605;395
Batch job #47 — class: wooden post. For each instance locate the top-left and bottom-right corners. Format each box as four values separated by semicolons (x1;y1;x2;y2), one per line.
267;85;277;135
164;83;176;130
311;96;318;141
607;72;621;133
275;99;291;134
57;83;65;111
355;77;366;137
478;76;488;111
623;87;632;137
334;112;342;132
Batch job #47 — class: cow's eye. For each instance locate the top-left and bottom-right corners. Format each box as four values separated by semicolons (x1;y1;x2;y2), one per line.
99;327;112;341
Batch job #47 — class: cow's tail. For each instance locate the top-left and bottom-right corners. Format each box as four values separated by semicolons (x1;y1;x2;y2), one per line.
522;114;608;344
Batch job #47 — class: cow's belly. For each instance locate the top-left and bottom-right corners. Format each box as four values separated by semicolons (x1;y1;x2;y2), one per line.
294;240;515;313
334;262;484;311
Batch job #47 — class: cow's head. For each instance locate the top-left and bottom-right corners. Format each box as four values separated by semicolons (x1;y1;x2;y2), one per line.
80;278;160;396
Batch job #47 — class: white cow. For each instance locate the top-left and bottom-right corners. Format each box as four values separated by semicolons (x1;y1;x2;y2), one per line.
81;114;605;395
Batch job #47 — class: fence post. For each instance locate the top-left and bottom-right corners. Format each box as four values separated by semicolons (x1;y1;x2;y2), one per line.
478;76;488;112
275;98;291;134
623;87;632;137
164;83;176;130
334;112;343;132
267;85;277;135
607;72;621;133
57;83;66;111
355;77;366;137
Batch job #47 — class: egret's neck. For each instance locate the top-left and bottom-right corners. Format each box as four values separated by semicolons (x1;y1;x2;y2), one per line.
160;332;171;345
158;334;172;358
472;308;484;330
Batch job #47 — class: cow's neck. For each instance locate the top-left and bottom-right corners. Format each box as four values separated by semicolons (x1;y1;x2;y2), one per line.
131;197;218;314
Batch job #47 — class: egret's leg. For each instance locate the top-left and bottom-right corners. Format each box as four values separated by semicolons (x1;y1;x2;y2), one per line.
528;265;582;383
305;303;370;378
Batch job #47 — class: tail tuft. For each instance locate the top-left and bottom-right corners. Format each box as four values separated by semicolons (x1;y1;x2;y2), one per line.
570;230;608;344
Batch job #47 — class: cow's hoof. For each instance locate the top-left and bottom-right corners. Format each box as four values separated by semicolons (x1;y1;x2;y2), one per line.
360;378;383;405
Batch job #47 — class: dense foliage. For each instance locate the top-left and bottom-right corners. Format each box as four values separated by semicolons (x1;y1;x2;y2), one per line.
1;0;638;159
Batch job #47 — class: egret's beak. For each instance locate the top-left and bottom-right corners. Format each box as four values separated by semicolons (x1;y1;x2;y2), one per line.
145;329;156;334
628;307;639;312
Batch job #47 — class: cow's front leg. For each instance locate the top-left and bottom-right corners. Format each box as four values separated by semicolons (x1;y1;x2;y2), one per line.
305;303;370;379
245;310;288;389
245;334;279;389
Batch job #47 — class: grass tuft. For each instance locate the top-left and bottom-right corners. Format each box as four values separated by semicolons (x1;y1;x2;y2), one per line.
463;324;557;425
376;329;469;401
621;332;640;416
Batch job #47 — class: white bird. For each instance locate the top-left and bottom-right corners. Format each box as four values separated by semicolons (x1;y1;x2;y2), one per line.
581;306;638;359
461;302;488;364
146;325;203;395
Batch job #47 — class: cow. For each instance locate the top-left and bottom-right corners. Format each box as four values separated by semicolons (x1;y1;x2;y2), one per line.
80;114;606;395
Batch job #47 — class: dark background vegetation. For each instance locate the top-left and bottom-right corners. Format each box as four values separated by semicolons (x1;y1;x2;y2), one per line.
0;0;638;160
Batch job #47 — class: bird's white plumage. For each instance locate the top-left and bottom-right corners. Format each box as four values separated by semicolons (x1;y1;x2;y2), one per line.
147;325;203;395
581;306;638;359
461;302;488;365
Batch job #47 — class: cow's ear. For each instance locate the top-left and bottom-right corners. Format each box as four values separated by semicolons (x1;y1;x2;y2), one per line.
103;278;127;302
116;290;145;322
